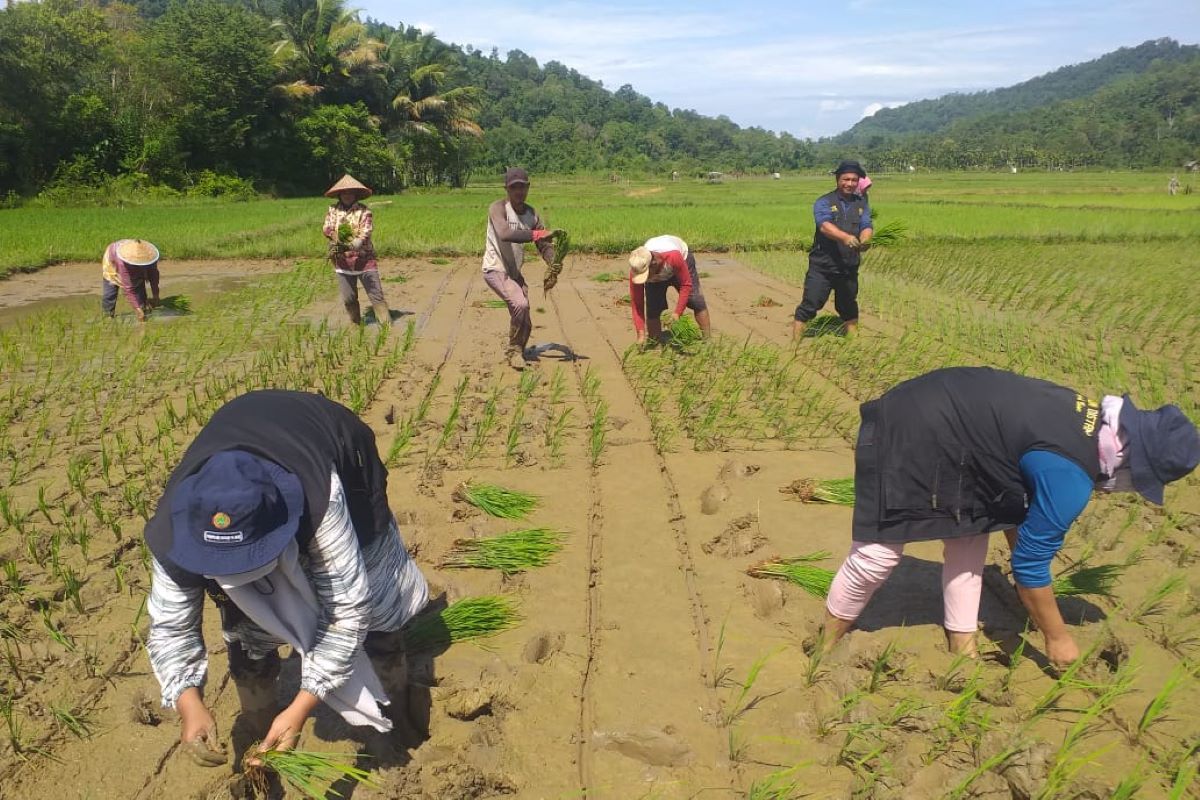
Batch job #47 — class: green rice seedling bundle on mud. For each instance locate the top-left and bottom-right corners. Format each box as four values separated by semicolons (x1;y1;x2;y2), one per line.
453;481;539;519
246;743;376;799
441;528;564;574
404;596;520;651
1051;563;1123;597
782;477;855;505
747;552;836;598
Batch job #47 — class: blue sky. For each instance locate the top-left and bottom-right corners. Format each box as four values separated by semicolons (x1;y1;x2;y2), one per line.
358;2;1199;139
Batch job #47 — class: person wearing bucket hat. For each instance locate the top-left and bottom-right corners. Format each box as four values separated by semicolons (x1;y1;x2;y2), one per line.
101;239;161;322
815;367;1199;669
627;235;711;344
322;174;392;326
482;167;562;370
143;390;429;765
792;160;873;339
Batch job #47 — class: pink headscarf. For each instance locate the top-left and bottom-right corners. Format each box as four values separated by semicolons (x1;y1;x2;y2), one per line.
858;175;872;195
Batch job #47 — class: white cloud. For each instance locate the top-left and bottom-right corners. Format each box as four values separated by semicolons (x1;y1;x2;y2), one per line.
819;99;855;112
861;101;906;119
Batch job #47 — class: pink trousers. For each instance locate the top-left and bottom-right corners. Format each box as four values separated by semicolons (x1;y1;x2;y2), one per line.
825;534;990;633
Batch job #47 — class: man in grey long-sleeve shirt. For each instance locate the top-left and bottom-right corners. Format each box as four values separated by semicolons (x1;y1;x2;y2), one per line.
483;167;558;370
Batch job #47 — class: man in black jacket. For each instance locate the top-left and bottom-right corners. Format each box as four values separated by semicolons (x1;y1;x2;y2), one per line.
793;160;873;338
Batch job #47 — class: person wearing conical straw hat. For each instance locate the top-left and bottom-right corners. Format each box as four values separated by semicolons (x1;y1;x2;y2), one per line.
482;167;562;370
627;235;711;345
322;174;391;326
101;238;161;322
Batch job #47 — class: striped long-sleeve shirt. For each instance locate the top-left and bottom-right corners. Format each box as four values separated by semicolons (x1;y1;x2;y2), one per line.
147;470;428;707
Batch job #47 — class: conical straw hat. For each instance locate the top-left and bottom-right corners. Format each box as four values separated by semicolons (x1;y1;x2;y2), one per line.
324;174;373;198
116;239;160;266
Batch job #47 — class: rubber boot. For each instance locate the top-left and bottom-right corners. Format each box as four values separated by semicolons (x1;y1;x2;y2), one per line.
344;302;362;325
372;301;391;326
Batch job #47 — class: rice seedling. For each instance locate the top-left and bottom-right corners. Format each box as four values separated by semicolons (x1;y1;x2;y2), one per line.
1131;573;1185;619
52;704;95;740
542;229;569;291
475;299;509;309
60;567;85;614
1167;757;1197;800
944;742;1023;800
866;640;900;693
545;407;572;464
433;375;469;456
404;596;520;652
591;272;625;283
1031;638;1102;718
1109;764;1146;800
934;652;974;692
453;481;538;519
746;552;835;599
0;696;25;755
1132;664;1189;743
786;477;855;505
157;295;192;314
1000;626;1030;694
588;400;608;467
504;407;524;465
804;630;828;687
465;385;501;465
246;742;377;800
440;528;564;574
1051;562;1122;597
41;607;75;652
2;560;23;596
724;649;778;725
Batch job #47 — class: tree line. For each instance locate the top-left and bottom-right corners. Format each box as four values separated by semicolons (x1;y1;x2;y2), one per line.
0;0;818;200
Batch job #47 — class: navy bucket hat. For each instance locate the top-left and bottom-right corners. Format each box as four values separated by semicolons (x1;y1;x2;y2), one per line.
168;450;304;576
1119;396;1200;505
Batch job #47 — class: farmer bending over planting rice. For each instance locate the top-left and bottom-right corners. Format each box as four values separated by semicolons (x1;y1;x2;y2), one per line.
101;238;161;321
792;160;873;338
628;234;711;344
820;367;1199;668
143;390;429;766
323;174;391;325
483;167;561;370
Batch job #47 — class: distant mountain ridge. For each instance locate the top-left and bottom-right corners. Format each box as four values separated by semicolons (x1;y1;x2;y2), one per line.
836;38;1200;145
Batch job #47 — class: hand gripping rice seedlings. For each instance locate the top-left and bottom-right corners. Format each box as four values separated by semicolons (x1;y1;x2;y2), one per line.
247;742;377;799
747;552;836;599
404;596;521;652
868;220;908;247
453;480;538;519
543;229;570;291
783;477;855;505
667;314;703;347
1051;563;1123;597
441;528;564;574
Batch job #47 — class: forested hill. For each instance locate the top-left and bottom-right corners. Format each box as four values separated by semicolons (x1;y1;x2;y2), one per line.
836;38;1200;144
838;46;1200;171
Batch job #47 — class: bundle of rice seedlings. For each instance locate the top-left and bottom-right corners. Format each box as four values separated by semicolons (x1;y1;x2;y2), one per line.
453;481;538;519
441;528;564;574
404;595;520;652
247;744;376;799
667;314;703;346
543;229;570;290
473;299;509;309
156;295;192;314
337;222;354;243
592;272;625;283
1051;563;1123;598
868;220;907;247
747;552;836;599
784;477;855;505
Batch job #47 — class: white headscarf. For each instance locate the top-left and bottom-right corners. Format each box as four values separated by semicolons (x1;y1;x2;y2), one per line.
211;539;392;732
1097;395;1134;493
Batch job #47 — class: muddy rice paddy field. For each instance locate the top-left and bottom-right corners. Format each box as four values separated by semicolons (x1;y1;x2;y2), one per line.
1;215;1198;798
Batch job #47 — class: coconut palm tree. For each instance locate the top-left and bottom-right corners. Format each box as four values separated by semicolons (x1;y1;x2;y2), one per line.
270;0;384;101
384;28;482;185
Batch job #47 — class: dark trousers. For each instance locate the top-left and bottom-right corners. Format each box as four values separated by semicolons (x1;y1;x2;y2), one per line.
794;265;858;322
101;278;147;315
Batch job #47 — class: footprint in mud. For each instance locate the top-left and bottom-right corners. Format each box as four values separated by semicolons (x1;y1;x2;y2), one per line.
702;513;766;557
522;631;565;664
742;578;785;619
699;482;730;515
592;727;693;767
718;459;760;481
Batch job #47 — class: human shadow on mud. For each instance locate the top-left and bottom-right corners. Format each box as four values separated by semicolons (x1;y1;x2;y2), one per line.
854;555;1107;635
228;594;453;798
363;308;414;325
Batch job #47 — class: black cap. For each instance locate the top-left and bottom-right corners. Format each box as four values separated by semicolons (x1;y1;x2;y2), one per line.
504;167;530;187
1120;397;1200;505
832;160;867;178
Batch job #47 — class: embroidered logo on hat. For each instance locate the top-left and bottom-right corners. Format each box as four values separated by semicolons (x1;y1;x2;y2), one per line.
212;512;231;529
203;530;245;544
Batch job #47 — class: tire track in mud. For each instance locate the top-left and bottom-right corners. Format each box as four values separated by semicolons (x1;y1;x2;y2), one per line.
554;273;729;796
543;288;604;796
